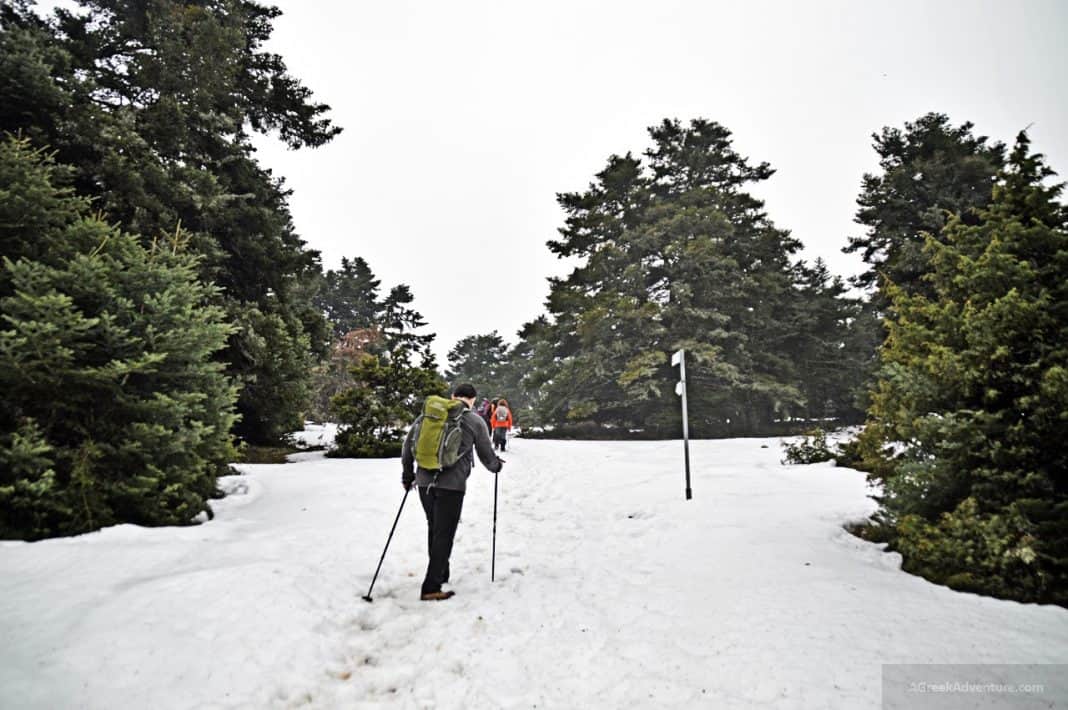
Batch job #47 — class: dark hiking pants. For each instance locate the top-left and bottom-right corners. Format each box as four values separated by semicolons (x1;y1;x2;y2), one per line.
493;427;507;451
418;486;465;595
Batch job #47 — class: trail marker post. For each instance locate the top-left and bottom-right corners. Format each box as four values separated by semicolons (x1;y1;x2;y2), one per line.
672;349;693;500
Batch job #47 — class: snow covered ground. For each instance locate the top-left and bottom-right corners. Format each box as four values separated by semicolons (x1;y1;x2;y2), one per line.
288;421;339;450
2;433;1066;709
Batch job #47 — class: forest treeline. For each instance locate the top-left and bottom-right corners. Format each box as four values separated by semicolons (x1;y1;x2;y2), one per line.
2;1;1065;605
0;0;441;536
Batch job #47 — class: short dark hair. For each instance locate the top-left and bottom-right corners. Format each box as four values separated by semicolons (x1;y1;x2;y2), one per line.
453;383;477;399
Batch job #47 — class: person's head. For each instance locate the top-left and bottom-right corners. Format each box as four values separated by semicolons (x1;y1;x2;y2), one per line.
499;398;508;407
452;383;477;407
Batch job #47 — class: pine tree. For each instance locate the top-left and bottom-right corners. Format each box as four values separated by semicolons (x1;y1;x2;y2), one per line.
307;251;443;434
227;303;314;443
0;136;238;539
317;257;382;338
380;284;437;368
504;316;557;429
845;113;1005;302
2;1;341;445
783;259;868;422
444;331;543;425
834;113;1002;415
530;118;860;435
327;281;443;457
329;351;446;458
445;331;510;398
542;152;654;428
858;132;1068;604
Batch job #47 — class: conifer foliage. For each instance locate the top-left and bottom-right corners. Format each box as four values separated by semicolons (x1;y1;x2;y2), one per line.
1;0;341;445
317;257;382;339
857;133;1068;604
515;119;868;434
314;258;444;457
329;351;446;458
846;113;1005;301
0;137;238;539
445;332;510;401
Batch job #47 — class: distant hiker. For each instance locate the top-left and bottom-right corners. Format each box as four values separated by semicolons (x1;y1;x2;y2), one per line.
402;383;503;601
477;397;492;431
491;398;513;452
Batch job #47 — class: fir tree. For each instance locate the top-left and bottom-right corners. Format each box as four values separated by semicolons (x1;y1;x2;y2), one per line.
783;259;868;422
530;118;865;435
327;282;443;457
445;331;510;399
542;152;653;427
1;1;341;445
227;303;314;443
444;331;541;425
858;132;1068;604
329;350;446;458
380;284;437;368
317;257;382;339
0;136;238;539
845;113;1005;302
502;316;557;429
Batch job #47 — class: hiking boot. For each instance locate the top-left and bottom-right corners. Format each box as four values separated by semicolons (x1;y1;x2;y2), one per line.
420;590;455;601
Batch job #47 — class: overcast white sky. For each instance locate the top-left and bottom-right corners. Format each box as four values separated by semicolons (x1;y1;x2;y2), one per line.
247;0;1068;366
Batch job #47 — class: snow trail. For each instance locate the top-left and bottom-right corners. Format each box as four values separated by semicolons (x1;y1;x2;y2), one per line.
2;437;1066;709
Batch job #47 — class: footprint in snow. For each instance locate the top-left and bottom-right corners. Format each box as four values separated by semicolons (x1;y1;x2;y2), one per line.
352;613;378;632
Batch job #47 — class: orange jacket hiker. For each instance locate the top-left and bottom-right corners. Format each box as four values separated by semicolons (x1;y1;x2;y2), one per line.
491;399;513;429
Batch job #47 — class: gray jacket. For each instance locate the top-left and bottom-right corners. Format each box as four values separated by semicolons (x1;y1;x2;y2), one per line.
401;408;502;492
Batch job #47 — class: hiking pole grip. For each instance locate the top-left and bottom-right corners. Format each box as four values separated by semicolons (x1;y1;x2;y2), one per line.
363;487;410;602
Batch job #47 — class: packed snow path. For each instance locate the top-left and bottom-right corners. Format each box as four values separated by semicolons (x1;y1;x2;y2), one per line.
2;437;1066;709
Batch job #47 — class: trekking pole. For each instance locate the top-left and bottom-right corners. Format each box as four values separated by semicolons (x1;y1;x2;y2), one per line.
362;488;410;602
491;471;499;582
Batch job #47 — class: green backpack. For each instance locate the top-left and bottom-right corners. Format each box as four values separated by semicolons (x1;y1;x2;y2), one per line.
413;395;467;471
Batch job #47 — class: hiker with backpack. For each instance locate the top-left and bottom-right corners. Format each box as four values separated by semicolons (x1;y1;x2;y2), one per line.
491;398;513;452
476;397;493;432
401;383;503;601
